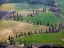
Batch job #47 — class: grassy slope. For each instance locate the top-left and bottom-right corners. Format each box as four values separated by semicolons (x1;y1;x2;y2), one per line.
13;30;64;45
0;20;48;42
23;12;60;25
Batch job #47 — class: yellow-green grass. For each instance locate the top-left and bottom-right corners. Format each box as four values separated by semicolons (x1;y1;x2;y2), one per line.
0;3;15;11
0;20;48;42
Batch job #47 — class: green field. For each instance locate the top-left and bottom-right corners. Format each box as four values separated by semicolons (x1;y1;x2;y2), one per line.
23;12;60;25
13;30;64;45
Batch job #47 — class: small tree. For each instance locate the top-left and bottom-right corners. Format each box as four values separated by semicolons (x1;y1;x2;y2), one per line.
28;31;31;36
41;29;43;33
10;40;13;45
36;10;38;14
8;35;11;40
49;27;51;32
30;14;33;17
17;13;20;20
11;35;13;39
16;34;18;38
31;31;33;35
13;16;16;20
37;20;39;25
51;26;55;32
33;11;34;15
46;29;48;33
20;14;23;21
47;21;50;26
40;21;42;25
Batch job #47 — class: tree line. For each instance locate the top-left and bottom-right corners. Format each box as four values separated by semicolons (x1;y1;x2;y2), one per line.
0;0;55;7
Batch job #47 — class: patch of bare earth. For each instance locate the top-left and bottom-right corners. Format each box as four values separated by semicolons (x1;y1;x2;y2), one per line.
60;38;64;41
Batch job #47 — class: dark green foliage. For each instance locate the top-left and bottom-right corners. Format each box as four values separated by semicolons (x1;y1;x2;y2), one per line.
16;34;18;38
47;21;50;26
30;14;33;17
11;35;13;39
51;26;55;32
13;16;16;20
46;29;48;33
31;31;33;35
17;13;20;20
20;14;23;21
49;27;51;32
40;21;42;25
37;20;39;25
8;35;11;40
10;40;13;45
28;31;31;36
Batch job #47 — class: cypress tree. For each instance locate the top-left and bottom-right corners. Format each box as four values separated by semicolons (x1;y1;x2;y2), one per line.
40;21;42;25
31;31;33;35
47;21;50;26
49;27;51;32
37;20;39;25
16;34;18;38
33;11;34;15
13;16;16;20
17;13;19;20
46;29;48;33
36;10;38;14
20;14;23;21
28;31;31;36
51;26;54;32
8;35;11;40
10;40;13;45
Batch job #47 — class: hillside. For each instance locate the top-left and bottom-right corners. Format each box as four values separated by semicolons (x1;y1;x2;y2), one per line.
0;20;48;42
